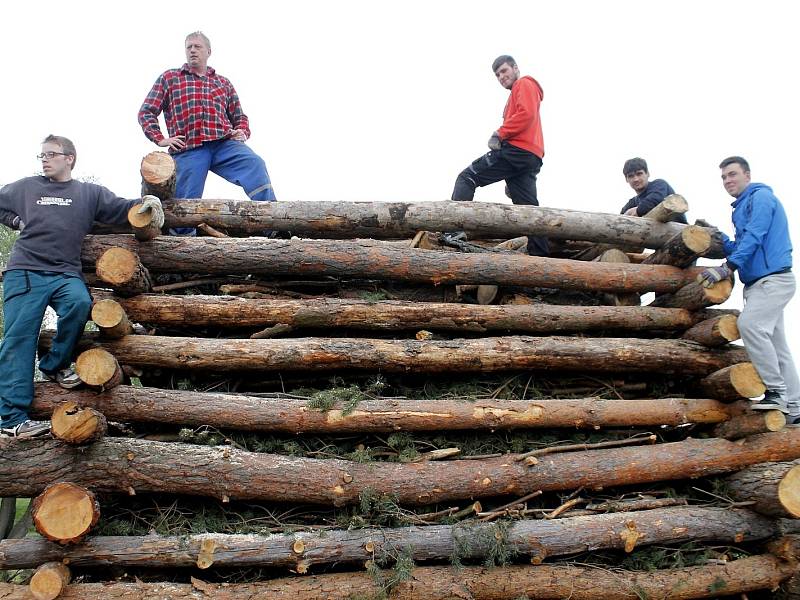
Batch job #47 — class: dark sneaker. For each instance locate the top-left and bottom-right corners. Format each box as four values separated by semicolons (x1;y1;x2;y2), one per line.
41;367;83;390
0;420;51;438
786;414;800;428
751;390;789;413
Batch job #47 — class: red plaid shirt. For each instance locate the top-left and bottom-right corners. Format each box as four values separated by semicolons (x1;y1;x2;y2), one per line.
138;64;251;152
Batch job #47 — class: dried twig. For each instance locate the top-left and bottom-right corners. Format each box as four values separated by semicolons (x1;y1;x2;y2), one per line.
544;497;586;519
479;490;543;522
516;433;657;462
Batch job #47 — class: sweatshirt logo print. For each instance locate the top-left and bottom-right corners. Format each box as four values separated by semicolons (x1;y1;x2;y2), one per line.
37;196;72;206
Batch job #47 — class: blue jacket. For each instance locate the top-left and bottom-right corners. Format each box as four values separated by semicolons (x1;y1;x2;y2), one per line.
723;182;792;286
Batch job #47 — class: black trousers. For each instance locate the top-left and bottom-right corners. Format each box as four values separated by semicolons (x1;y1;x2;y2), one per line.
452;143;548;256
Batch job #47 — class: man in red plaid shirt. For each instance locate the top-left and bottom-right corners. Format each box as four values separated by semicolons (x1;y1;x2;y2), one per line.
138;31;275;234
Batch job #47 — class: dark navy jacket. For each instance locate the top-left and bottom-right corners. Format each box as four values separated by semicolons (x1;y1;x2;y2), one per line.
620;179;687;223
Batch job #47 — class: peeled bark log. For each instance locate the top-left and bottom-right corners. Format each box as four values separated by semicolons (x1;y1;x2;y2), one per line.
645;193;689;223
641;225;710;268
2;430;800;505
140;151;175;201
0;507;775;570
94;247;152;296
31;483;100;545
698;363;766;400
42;333;747;375
0;554;793;599
649;279;733;309
91;299;133;338
81;235;705;294
158;198;718;252
29;384;741;433
127;202;161;241
90;292;699;334
682;314;740;346
713;410;785;440
75;348;123;391
29;562;71;600
51;400;108;445
726;459;800;518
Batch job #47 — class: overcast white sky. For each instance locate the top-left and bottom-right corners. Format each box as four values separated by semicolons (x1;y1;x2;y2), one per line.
3;0;799;353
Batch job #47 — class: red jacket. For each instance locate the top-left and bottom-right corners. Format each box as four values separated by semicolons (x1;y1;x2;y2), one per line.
497;75;544;158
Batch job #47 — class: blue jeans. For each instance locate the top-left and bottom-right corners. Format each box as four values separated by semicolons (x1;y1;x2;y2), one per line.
0;270;91;427
172;139;276;235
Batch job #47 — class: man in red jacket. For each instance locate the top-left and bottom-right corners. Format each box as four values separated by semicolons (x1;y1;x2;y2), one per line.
451;55;547;256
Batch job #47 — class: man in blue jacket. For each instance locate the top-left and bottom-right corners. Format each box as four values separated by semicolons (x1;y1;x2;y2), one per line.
697;156;798;426
619;157;687;223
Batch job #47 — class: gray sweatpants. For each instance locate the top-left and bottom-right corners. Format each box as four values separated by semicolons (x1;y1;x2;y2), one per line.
738;271;800;415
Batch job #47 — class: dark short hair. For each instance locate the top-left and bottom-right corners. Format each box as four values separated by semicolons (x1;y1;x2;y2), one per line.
623;157;648;177
42;134;77;170
719;156;750;172
492;55;516;72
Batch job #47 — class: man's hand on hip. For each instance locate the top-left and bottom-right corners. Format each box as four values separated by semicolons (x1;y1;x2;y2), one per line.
157;136;186;151
230;129;247;142
488;132;502;151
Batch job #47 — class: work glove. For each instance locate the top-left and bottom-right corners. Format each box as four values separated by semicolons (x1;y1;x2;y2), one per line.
11;215;24;232
696;264;732;288
694;219;728;247
138;195;165;229
488;131;502;151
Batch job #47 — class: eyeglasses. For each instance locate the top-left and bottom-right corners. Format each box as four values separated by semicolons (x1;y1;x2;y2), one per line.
37;152;69;160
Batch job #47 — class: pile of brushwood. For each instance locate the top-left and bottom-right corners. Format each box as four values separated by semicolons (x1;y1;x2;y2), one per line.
0;152;798;599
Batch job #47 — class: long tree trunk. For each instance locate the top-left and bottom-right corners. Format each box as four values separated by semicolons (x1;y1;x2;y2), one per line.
157;198;719;249
0;554;792;599
29;384;742;433
91;293;700;333
80;235;706;294
2;431;799;505
725;459;800;518
0;507;775;570
40;332;748;374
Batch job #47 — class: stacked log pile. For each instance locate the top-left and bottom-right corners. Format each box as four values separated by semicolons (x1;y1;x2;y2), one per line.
1;152;798;599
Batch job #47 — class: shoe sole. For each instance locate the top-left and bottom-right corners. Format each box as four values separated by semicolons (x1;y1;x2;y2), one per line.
57;380;83;390
750;403;788;412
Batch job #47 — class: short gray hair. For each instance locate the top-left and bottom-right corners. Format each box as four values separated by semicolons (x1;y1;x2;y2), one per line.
185;31;211;50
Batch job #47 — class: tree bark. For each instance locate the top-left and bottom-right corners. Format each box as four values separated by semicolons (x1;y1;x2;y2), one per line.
29;562;71;600
0;507;775;570
682;314;740;346
726;459;800;518
91;299;134;338
712;410;785;440
41;332;748;375
649;279;733;310
594;248;640;306
641;225;710;268
2;430;800;505
157;198;724;252
0;554;793;599
90;292;700;334
697;363;766;400
29;384;742;433
31;483;100;545
51;400;108;445
75;348;123;391
81;235;706;294
94;247;152;296
140;151;175;201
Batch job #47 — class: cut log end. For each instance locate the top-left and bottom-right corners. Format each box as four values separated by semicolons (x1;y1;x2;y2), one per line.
128;203;162;241
717;313;740;341
51;400;108;445
31;482;100;545
29;562;71;600
730;363;767;398
91;299;133;338
75;347;124;390
95;247;153;296
140;151;176;186
778;464;800;518
682;225;712;254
